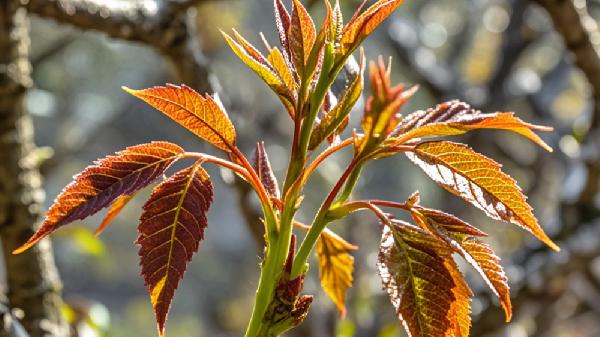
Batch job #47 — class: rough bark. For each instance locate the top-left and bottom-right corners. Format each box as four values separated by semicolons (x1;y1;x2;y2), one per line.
0;2;68;337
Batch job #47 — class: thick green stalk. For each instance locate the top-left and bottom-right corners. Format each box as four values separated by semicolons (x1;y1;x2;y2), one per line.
244;209;291;337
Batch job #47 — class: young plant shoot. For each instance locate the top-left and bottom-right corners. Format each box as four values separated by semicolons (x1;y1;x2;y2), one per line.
14;1;557;337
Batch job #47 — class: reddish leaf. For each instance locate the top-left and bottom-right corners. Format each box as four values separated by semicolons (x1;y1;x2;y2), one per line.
444;258;472;337
377;220;457;337
124;85;236;152
290;0;316;73
406;140;559;251
304;0;332;86
253;142;280;199
137;164;213;337
460;237;511;320
340;0;405;55
414;207;487;238
274;0;293;66
316;229;357;318
393;100;552;151
13;142;184;254
94;194;134;237
357;58;417;152
410;206;511;320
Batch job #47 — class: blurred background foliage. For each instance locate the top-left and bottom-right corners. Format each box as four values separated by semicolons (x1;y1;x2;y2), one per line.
9;0;600;336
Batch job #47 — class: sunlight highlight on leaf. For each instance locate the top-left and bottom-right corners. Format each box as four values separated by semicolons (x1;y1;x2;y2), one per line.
406;140;559;251
124;85;236;152
316;229;357;318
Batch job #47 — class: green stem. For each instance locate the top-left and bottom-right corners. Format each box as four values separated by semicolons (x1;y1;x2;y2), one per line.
297;44;336;162
291;158;359;278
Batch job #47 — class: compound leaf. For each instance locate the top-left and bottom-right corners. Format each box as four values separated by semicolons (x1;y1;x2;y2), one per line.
406;140;558;251
137;164;213;337
316;229;357;318
124;85;236;152
13;142;184;254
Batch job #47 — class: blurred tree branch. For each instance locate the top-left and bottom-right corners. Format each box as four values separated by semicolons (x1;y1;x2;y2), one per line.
0;2;69;337
534;0;600;209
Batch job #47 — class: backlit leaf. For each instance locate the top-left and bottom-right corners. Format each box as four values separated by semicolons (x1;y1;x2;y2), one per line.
253;142;280;199
393;100;552;151
460;237;511;320
13;142;184;254
137;164;213;337
413;206;487;238
290;0;316;73
410;205;511;320
274;0;293;68
316;229;357;318
406;140;559;251
268;47;297;92
124;85;236;152
340;0;404;55
357;58;417;152
94;194;134;237
377;220;456;337
444;258;472;337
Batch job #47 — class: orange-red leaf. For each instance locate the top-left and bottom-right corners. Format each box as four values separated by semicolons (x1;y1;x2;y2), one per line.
377;220;457;337
406;140;559;251
393;100;552;151
124;85;236;152
413;206;487;238
13;142;184;254
316;229;357;318
274;0;293;66
460;237;511;320
341;0;404;55
445;258;472;337
137;164;213;337
290;0;316;72
94;194;134;237
410;206;511;321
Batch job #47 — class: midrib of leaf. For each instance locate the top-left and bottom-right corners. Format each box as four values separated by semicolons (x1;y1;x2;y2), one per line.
154;164;200;300
140;93;235;151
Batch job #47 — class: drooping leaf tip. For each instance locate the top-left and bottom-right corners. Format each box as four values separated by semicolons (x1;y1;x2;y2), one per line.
12;239;37;255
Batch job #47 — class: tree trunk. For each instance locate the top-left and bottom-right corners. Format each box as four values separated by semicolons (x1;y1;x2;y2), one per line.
0;2;68;337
